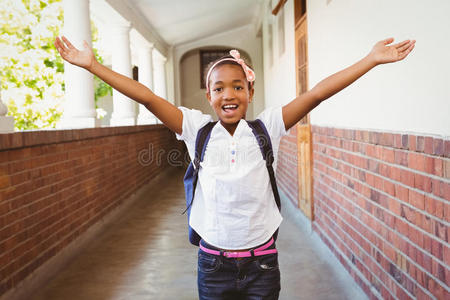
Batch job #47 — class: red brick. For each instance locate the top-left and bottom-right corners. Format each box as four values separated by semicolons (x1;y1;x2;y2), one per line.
433;158;444;177
444;159;450;179
408;152;425;172
424;137;434;154
434;221;447;242
414;174;426;190
431;239;443;260
409;190;425;210
383;180;395;197
399;169;414;187
388;198;401;216
427;277;445;299
435;200;444;219
396;217;409;236
417;136;425;152
394;134;402;148
432;139;444;156
382;148;395;164
446;203;450;223
381;133;395;147
395;185;410;203
444;245;450;266
394;150;408;166
391;167;401;182
445;140;450;158
424;156;435;174
409;135;417;152
431;179;444;198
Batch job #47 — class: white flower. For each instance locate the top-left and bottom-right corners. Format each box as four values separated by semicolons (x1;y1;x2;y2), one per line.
96;108;107;119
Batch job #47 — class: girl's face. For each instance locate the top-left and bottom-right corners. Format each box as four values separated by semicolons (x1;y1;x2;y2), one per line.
206;64;254;135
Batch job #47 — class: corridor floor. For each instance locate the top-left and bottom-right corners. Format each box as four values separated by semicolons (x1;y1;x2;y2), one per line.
31;168;367;300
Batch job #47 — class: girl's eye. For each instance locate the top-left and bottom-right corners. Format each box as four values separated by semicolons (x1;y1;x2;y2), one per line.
213;87;223;92
234;86;243;90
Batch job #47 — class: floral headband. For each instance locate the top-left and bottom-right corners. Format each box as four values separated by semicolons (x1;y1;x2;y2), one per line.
205;49;255;93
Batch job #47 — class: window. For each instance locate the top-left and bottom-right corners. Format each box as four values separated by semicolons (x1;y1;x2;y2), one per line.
200;49;231;89
132;66;138;81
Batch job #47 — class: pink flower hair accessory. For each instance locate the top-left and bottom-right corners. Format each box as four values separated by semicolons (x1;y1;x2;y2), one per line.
206;49;255;93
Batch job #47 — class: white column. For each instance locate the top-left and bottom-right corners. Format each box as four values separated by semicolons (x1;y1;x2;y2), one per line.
58;0;97;129
0;85;14;133
153;52;167;124
137;44;158;125
153;53;167;98
109;24;136;126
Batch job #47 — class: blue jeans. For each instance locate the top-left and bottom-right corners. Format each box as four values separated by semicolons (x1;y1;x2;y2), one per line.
197;238;280;300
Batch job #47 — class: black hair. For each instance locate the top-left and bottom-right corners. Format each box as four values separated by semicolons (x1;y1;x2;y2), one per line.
205;55;253;91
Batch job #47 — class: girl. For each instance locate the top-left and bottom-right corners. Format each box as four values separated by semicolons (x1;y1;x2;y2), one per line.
54;36;415;299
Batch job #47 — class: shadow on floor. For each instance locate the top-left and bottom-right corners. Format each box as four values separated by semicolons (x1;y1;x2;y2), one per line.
30;168;367;300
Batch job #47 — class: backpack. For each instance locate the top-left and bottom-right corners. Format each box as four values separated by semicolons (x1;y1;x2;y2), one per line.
182;119;281;246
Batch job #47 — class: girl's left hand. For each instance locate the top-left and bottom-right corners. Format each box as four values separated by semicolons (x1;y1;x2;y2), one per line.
369;38;416;65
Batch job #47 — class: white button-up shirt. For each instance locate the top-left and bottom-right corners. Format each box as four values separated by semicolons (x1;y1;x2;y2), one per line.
176;106;287;250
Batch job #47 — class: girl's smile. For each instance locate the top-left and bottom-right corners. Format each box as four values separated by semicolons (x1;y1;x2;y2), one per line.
206;64;254;135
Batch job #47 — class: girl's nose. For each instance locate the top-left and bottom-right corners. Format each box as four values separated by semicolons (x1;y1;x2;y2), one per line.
223;87;235;100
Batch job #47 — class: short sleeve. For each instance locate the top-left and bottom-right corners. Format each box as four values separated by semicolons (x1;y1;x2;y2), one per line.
175;106;213;144
256;106;287;139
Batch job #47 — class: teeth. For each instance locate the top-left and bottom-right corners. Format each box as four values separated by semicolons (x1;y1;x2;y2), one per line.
223;105;238;109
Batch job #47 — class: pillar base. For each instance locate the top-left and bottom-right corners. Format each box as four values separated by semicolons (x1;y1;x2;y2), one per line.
0;116;14;133
110;117;136;126
137;115;159;125
57;117;99;129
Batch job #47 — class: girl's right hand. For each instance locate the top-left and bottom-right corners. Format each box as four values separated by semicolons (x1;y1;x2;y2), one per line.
54;36;96;70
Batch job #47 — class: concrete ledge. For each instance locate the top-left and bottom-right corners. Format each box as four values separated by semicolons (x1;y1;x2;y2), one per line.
0;124;167;151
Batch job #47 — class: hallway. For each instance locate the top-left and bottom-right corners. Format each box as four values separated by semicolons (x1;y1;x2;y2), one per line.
30;168;367;300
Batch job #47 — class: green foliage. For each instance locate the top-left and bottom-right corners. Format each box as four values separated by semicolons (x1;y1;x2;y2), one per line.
0;0;111;130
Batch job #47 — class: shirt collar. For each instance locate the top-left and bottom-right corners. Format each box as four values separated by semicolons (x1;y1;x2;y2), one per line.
216;119;247;138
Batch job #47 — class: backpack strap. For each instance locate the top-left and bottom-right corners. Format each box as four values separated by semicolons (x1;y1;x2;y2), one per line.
182;121;217;214
246;119;281;211
194;121;217;171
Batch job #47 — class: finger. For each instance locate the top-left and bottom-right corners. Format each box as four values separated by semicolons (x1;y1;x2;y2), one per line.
57;37;68;53
398;43;415;60
82;40;90;50
54;37;65;54
383;37;394;45
61;36;76;50
396;41;412;52
400;41;416;54
394;39;410;48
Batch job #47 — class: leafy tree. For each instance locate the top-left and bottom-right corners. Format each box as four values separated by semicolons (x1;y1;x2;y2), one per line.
0;0;111;130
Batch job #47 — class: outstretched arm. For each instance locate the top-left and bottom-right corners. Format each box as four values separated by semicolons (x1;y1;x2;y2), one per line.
54;36;183;134
282;38;416;130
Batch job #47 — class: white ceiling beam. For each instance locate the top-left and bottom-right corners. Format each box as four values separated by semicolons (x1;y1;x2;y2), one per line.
91;0;169;57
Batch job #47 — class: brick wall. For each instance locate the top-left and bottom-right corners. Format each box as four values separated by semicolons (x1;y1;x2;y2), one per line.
277;125;299;207
312;126;449;300
0;125;184;297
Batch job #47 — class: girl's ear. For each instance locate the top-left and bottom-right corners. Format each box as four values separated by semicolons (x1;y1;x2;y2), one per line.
248;87;255;103
206;91;213;105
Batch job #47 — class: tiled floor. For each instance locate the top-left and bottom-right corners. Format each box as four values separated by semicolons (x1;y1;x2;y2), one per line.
30;168;367;300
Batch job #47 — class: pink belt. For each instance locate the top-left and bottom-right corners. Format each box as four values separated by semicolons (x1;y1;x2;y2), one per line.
199;237;277;258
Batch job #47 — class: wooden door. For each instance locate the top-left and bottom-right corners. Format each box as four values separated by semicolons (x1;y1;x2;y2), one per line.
295;12;314;220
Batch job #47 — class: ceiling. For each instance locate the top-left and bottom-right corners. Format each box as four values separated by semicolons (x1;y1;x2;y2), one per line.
128;0;264;46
